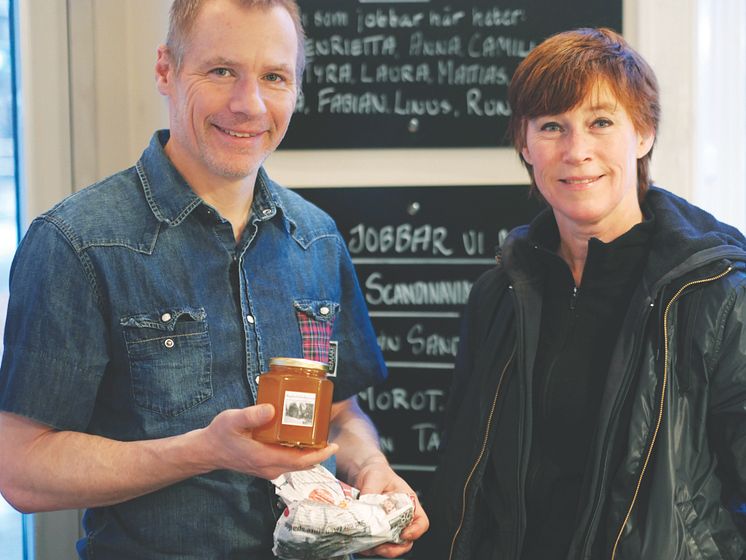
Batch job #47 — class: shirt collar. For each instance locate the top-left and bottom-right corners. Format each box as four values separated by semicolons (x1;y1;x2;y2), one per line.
137;130;287;228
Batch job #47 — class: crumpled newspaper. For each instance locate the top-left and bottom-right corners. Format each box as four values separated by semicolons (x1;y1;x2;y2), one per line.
271;464;414;560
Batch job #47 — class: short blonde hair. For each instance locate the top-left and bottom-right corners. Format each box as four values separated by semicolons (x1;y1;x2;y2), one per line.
166;0;306;79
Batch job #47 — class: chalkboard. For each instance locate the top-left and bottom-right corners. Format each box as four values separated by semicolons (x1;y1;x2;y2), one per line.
296;185;542;496
282;0;622;149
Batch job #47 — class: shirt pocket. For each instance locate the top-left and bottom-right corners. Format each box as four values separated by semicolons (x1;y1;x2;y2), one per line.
293;299;339;364
120;307;212;417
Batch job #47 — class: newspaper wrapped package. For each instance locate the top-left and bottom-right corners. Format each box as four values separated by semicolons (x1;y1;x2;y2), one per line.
271;464;414;560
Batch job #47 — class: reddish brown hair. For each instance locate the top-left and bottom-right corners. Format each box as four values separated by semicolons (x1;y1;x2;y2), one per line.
166;0;306;79
508;28;660;200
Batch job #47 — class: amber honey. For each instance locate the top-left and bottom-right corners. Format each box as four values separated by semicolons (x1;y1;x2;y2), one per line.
253;357;333;448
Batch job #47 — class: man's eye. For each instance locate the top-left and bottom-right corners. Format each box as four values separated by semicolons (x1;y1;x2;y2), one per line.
264;73;284;82
211;68;231;77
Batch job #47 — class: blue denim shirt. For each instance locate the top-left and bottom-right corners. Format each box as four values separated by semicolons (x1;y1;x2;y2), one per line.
0;130;386;559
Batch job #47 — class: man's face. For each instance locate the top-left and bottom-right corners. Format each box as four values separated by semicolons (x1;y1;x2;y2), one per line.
157;0;298;185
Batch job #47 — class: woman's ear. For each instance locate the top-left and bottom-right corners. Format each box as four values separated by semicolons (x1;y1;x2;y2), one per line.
521;145;533;165
637;129;655;159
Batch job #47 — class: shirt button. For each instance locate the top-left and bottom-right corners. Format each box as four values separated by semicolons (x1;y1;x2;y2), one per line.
255;376;260;384
164;338;175;348
319;306;330;316
247;315;255;324
161;313;172;322
262;208;272;216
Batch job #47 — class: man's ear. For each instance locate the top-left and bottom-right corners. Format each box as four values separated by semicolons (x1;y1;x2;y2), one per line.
155;45;174;96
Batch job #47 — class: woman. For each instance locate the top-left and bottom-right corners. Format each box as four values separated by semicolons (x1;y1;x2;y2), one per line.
416;28;746;559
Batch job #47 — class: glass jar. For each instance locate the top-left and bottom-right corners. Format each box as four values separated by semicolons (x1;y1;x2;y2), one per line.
252;357;334;449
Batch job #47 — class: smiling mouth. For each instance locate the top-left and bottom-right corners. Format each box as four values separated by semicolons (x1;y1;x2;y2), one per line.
215;125;261;138
560;175;603;185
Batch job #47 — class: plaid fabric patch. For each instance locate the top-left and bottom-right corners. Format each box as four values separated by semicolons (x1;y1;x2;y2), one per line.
296;311;334;363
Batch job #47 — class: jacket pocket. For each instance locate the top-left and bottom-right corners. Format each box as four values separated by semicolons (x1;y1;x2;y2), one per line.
676;495;742;559
121;307;212;417
293;299;339;364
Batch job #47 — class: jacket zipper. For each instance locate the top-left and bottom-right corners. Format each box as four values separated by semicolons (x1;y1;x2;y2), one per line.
609;265;733;560
570;285;579;311
448;343;516;560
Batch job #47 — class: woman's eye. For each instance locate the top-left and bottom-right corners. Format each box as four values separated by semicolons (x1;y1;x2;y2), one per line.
540;122;562;132
594;118;613;128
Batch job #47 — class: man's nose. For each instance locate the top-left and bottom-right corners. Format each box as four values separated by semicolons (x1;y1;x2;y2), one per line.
230;78;267;116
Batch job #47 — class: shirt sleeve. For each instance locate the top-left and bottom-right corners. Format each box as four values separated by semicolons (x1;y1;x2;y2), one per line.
0;217;109;431
328;233;387;401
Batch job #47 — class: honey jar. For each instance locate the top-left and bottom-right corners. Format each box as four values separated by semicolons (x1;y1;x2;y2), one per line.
252;357;334;449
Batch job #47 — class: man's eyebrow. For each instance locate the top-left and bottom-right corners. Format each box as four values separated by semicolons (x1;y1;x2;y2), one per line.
265;63;295;74
200;56;239;67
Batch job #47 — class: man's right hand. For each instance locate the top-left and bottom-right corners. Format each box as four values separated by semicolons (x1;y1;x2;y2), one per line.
0;406;336;514
196;404;338;480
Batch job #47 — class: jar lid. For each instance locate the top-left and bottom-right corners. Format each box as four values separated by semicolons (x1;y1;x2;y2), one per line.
269;357;329;371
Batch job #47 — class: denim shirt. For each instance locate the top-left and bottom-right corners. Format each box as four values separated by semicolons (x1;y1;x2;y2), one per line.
0;130;386;559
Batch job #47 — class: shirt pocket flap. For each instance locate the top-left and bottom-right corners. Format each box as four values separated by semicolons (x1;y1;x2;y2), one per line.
293;300;340;323
120;307;207;340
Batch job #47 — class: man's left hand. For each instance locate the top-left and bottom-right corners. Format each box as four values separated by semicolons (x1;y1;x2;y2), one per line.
353;459;430;558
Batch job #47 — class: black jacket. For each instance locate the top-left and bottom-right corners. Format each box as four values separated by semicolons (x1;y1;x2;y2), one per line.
416;188;746;560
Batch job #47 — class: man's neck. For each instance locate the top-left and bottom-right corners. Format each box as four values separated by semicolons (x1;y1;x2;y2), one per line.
193;177;256;241
164;141;257;241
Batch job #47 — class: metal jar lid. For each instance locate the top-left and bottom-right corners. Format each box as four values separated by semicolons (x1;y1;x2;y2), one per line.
269;357;329;372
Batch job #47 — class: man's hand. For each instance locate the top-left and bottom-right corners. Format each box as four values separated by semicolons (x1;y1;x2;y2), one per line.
352;459;430;558
197;404;338;480
329;397;430;557
0;405;337;513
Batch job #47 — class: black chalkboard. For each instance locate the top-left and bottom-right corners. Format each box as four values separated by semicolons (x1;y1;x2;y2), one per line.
282;0;622;149
296;185;543;496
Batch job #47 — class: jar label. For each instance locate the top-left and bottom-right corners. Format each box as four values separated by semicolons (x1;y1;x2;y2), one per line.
282;391;317;427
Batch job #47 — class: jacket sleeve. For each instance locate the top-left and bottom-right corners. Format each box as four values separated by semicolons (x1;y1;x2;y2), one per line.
440;266;511;452
707;271;746;534
438;272;482;452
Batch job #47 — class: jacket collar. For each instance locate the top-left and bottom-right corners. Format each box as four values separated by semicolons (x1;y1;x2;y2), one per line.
500;187;746;290
641;186;746;289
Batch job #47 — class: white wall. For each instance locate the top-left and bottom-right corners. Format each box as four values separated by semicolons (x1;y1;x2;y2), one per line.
68;0;170;188
15;0;72;227
692;0;746;231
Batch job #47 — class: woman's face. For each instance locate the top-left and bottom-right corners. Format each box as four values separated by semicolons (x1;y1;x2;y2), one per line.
521;82;655;240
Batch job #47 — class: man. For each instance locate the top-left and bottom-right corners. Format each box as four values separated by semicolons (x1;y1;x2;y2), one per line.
0;0;428;558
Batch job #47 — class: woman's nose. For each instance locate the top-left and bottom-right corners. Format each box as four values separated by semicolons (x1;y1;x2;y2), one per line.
561;129;593;164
